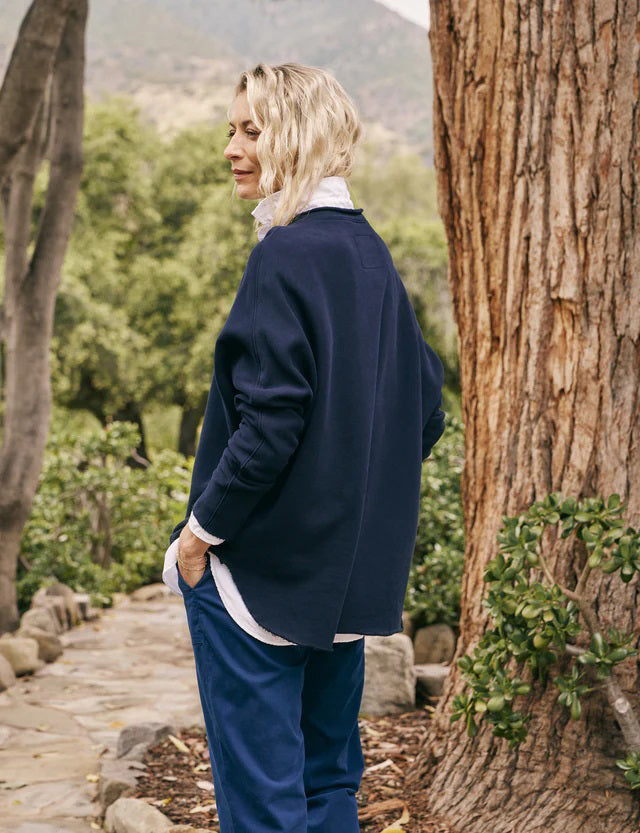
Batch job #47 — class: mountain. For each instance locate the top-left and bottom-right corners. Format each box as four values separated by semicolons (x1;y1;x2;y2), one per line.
0;0;433;160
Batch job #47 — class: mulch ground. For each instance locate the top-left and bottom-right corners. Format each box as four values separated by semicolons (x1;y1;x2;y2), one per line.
132;688;455;832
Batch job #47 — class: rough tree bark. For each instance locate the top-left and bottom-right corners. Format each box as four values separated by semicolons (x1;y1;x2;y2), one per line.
0;0;87;632
409;3;640;832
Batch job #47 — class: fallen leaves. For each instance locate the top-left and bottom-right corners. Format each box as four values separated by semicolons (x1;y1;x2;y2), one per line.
132;703;456;832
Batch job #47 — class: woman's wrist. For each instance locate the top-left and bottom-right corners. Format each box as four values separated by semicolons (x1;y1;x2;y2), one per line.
177;553;207;570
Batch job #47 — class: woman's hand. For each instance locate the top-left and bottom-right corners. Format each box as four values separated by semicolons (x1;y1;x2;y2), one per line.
178;525;210;588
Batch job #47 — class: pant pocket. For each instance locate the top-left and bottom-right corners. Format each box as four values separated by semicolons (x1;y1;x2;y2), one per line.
177;559;210;648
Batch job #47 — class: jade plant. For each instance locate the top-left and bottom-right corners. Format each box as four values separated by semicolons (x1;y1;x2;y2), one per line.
450;492;640;790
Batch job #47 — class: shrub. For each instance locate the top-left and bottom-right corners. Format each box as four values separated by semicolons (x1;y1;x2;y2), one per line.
405;413;464;628
18;420;192;611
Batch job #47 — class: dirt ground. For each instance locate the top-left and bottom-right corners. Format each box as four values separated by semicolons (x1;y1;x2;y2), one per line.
133;690;456;832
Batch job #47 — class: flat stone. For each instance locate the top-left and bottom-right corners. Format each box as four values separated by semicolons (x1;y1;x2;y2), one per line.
104;797;173;832
1;777;101;818
0;734;97;788
0;703;83;735
12;823;95;833
415;662;450;696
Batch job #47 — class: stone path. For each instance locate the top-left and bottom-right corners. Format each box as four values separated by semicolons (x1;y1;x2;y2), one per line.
0;590;204;832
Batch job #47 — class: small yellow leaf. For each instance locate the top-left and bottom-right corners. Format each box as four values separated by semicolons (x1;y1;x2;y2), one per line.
396;805;410;824
85;773;99;782
379;803;410;832
168;733;191;754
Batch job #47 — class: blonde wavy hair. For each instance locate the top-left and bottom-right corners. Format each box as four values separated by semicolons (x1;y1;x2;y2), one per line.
227;62;362;234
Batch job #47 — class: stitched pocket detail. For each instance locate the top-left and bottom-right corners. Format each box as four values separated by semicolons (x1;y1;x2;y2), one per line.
177;563;209;647
354;234;383;269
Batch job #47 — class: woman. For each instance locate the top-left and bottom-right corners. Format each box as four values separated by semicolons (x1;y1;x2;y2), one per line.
162;62;446;833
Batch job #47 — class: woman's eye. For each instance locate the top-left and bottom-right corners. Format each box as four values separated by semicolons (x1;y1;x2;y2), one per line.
226;130;259;137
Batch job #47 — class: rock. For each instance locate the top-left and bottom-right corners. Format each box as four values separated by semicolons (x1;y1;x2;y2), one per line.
99;759;144;808
401;610;416;640
31;587;69;630
121;741;152;761
104;796;173;832
360;634;416;716
16;625;64;662
0;634;44;675
116;721;176;759
111;592;130;607
0;653;17;691
415;662;450;697
129;583;173;602
84;605;102;621
44;583;81;627
72;592;91;619
20;606;62;636
413;624;456;664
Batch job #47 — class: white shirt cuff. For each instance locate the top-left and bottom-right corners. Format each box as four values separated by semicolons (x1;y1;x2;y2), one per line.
188;511;226;545
162;538;183;598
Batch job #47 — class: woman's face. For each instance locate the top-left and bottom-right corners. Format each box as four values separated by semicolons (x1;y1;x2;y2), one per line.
224;91;262;199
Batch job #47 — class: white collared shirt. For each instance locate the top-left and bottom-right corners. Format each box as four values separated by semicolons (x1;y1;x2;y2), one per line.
163;175;364;646
251;175;355;240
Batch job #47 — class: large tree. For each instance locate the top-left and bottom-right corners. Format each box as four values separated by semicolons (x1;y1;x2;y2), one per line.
0;0;87;632
411;3;640;832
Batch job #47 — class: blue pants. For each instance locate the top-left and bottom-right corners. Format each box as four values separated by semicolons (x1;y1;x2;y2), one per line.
177;553;366;833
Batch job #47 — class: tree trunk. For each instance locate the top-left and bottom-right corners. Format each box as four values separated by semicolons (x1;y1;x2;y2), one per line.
110;401;150;466
0;0;72;187
412;3;640;831
0;0;87;633
178;399;206;457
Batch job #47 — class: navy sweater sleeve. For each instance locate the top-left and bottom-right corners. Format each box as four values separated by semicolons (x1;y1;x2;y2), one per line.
190;239;317;540
419;335;446;460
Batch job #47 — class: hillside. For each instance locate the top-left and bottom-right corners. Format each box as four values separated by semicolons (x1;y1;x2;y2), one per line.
0;0;433;159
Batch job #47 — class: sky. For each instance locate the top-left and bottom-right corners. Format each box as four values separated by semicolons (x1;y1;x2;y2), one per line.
374;0;430;30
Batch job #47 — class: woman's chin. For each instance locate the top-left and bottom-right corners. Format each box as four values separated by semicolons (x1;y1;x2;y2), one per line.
235;181;260;200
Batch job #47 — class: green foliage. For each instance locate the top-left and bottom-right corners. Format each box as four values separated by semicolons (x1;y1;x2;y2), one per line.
404;414;464;628
450;492;640;790
17;419;191;611
51;98;257;423
616;751;640;790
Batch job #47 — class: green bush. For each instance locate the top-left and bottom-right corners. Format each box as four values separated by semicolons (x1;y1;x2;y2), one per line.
404;413;465;628
450;492;640;791
18;420;192;612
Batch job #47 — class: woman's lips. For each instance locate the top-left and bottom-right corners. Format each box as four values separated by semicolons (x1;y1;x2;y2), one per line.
234;171;252;178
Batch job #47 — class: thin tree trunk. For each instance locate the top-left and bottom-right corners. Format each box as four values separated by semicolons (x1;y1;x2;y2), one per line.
110;402;150;466
0;0;87;633
178;399;206;457
0;0;72;187
411;3;640;831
